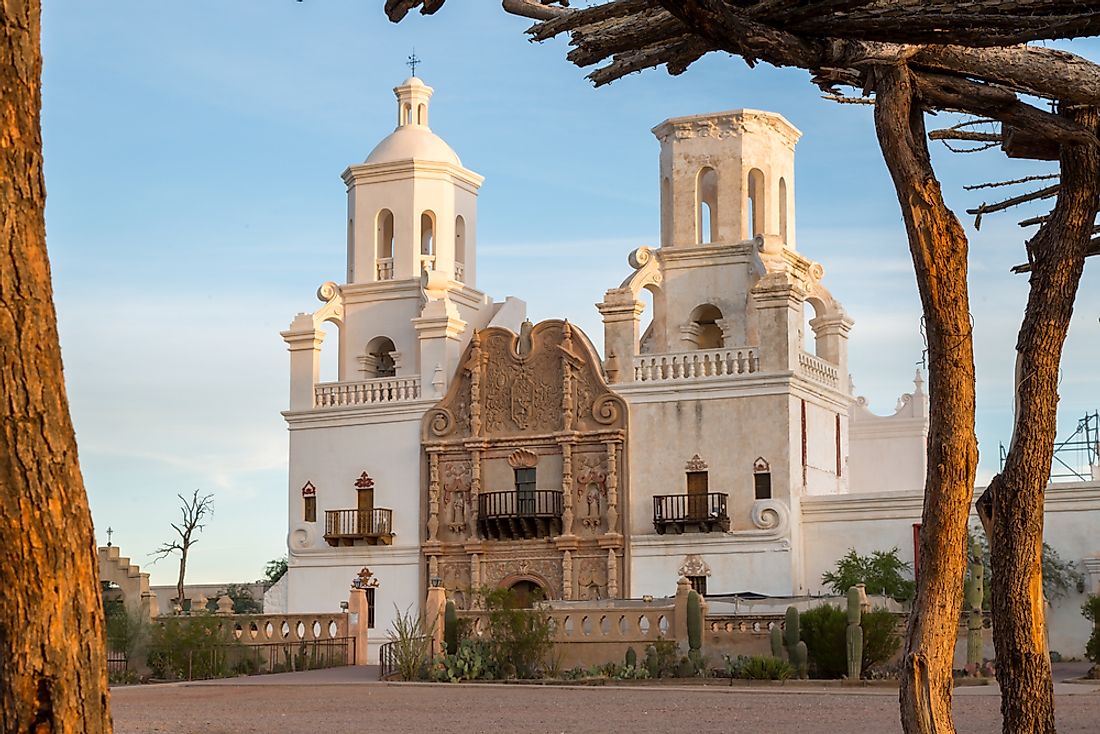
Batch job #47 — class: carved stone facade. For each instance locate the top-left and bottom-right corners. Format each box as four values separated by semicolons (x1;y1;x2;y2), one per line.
422;320;628;607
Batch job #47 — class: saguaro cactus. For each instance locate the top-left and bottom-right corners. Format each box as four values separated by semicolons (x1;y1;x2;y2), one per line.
966;559;985;669
687;589;704;674
770;625;784;658
784;606;808;678
846;587;864;681
625;646;637;668
444;600;458;655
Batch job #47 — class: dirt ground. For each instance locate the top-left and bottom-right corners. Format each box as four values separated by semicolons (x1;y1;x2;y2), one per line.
110;676;1100;734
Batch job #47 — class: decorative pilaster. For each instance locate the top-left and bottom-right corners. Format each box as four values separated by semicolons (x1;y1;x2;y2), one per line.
605;441;619;534
561;323;575;431
468;330;483;437
562;550;574;601
469;449;481;541
561;442;575;536
469;553;481;608
428;452;440;542
607;548;619;598
428;555;439;580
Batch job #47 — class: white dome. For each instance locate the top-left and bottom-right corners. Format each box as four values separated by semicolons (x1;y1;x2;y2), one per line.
364;125;461;166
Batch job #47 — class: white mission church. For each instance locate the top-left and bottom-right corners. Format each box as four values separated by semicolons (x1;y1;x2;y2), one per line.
272;77;1100;663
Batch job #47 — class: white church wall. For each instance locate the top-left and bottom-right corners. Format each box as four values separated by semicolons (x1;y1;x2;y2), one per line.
800;397;846;496
631;536;794;597
802;481;1100;658
848;374;929;494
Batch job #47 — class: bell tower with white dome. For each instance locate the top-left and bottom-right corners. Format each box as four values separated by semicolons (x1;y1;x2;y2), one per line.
343;76;483;286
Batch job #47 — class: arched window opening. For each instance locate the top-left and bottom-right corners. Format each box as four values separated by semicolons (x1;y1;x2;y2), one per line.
347;218;355;282
417;103;427;126
363;336;397;378
753;457;772;500
318;321;341;383
660;176;672;246
638;283;667;355
403;103;412;126
802;301;818;354
696;167;718;244
747;168;765;238
420;211;435;258
778;177;789;244
638;286;655;354
376;209;394;281
455;215;466;281
688;304;724;349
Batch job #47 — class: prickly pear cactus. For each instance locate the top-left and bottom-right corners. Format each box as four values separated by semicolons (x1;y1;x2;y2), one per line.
770;625;784;659
625;646;637;669
687;589;703;653
444;600;458;655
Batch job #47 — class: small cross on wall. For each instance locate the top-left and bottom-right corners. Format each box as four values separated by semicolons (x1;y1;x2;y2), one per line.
106;526;114;547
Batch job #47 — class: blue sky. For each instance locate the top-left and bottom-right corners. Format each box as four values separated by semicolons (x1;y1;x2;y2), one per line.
41;3;1099;586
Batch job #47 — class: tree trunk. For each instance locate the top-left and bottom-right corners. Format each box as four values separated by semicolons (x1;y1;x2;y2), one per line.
873;65;979;734
177;551;187;608
0;2;113;732
979;106;1099;734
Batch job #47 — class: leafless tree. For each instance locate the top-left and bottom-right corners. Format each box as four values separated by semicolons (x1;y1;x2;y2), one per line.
151;490;214;610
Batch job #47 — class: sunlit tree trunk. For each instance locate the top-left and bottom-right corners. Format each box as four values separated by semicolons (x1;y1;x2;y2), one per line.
0;1;113;731
874;65;979;734
980;106;1099;734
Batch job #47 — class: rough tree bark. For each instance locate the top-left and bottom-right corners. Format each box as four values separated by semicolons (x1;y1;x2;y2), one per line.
873;65;979;734
979;106;1100;734
0;1;113;732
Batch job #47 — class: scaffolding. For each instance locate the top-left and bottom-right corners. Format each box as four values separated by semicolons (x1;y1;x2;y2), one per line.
999;410;1100;482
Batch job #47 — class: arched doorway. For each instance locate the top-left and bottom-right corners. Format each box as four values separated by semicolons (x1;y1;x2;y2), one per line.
504;579;545;609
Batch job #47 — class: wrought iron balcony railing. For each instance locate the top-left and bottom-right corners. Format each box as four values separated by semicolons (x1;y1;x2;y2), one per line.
324;508;394;547
477;489;563;540
652;492;729;534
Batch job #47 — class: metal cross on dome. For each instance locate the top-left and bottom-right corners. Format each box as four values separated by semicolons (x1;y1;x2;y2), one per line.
406;50;421;77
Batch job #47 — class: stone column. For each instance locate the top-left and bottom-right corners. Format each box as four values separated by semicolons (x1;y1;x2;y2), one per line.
606;548;619;599
468;449;482;542
605;441;619;534
561;443;575;536
672;576;692;648
562;550;574;601
348;588;370;666
281;313;323;411
810;313;854;390
427;452;441;542
750;275;803;373
424;584;447;657
597;289;644;384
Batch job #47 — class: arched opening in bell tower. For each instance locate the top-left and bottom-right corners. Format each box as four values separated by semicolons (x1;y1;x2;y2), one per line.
695;167;718;244
688;304;725;349
747;168;765;238
376;209;395;281
455;215;466;280
778;177;789;244
420;211;436;272
364;336;398;378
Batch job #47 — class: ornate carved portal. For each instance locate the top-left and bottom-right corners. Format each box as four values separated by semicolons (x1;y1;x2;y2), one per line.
422;320;628;608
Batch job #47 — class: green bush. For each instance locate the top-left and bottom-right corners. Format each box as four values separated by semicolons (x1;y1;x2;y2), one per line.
799;604;901;678
1083;595;1100;665
482;587;554;679
725;655;794;680
386;605;434;681
146;616;239;680
821;548;915;601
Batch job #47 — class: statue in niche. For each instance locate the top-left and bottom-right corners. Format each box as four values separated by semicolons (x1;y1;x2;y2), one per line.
575;454;608;529
578;556;607;600
443;462;471;530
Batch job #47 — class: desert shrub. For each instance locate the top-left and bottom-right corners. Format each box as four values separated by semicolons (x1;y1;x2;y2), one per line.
725;655;794;680
1083;595;1100;665
482;587;554;679
146;616;238;680
799;604;901;678
799;604;848;678
642;637;681;678
433;638;493;682
386;605;434;681
861;609;903;674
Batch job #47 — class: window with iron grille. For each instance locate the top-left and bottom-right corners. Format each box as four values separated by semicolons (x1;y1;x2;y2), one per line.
366;587;376;629
515;467;536;513
688;575;707;596
754;471;772;500
304;496;316;522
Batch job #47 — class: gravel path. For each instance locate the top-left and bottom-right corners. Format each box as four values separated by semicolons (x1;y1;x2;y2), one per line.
110;679;1100;734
